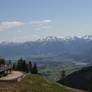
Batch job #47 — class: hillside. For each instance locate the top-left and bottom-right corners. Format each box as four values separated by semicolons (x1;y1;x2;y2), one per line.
13;74;87;92
0;74;87;92
62;66;92;92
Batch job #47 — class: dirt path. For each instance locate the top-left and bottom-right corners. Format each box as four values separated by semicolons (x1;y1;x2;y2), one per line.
0;71;23;80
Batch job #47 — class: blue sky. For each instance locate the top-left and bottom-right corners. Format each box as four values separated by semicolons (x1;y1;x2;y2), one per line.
0;0;92;42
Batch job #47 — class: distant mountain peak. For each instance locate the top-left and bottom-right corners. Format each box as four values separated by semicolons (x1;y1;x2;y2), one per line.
36;35;92;42
1;35;92;44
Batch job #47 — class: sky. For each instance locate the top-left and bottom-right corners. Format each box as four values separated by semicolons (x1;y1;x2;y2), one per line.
0;0;92;42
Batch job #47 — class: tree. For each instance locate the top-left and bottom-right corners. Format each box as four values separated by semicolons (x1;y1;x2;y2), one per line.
17;58;26;72
16;58;38;73
17;58;30;72
60;70;67;85
0;58;5;65
22;60;27;72
17;58;23;71
13;64;16;70
28;61;32;73
32;63;38;74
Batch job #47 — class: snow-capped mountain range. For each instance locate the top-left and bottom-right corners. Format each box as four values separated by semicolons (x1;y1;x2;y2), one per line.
33;35;92;42
1;35;92;44
0;35;92;59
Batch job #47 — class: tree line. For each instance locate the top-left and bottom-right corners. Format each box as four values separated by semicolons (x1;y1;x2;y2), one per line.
13;58;38;74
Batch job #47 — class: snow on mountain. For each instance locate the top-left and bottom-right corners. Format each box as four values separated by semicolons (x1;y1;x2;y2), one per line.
0;35;92;57
0;35;92;44
36;35;92;42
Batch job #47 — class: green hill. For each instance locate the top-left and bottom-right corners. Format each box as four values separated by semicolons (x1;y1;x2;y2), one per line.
0;74;87;92
64;66;92;92
15;74;86;92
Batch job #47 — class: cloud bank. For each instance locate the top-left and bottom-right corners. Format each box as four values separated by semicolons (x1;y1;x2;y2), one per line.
30;19;52;31
0;21;24;30
0;19;52;31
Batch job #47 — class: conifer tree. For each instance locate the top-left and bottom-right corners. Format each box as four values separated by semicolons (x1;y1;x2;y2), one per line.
28;61;32;73
17;58;23;71
32;63;38;74
17;58;26;72
13;64;16;70
0;58;5;65
22;60;26;72
60;70;66;85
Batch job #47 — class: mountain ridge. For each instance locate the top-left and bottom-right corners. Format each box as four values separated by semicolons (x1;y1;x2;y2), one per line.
0;35;92;62
1;35;92;44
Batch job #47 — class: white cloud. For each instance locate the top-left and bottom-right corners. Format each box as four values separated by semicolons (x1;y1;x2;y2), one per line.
42;19;52;23
30;19;52;25
0;21;24;30
31;19;52;31
0;19;52;32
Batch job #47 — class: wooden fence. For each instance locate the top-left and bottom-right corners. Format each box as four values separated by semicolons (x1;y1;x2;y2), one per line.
0;65;12;72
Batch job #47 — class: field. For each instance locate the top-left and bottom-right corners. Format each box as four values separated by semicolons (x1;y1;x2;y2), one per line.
37;60;86;81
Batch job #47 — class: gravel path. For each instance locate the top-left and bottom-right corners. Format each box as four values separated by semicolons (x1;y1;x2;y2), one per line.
0;71;23;80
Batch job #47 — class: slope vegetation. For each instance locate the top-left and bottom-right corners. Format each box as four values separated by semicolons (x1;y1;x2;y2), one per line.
65;66;92;92
15;74;86;92
0;74;87;92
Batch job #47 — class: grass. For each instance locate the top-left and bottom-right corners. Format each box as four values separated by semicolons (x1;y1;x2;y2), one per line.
0;74;87;92
15;74;87;92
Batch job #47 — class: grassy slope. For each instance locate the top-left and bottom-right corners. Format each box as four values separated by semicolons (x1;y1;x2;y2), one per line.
65;66;92;92
15;74;87;92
